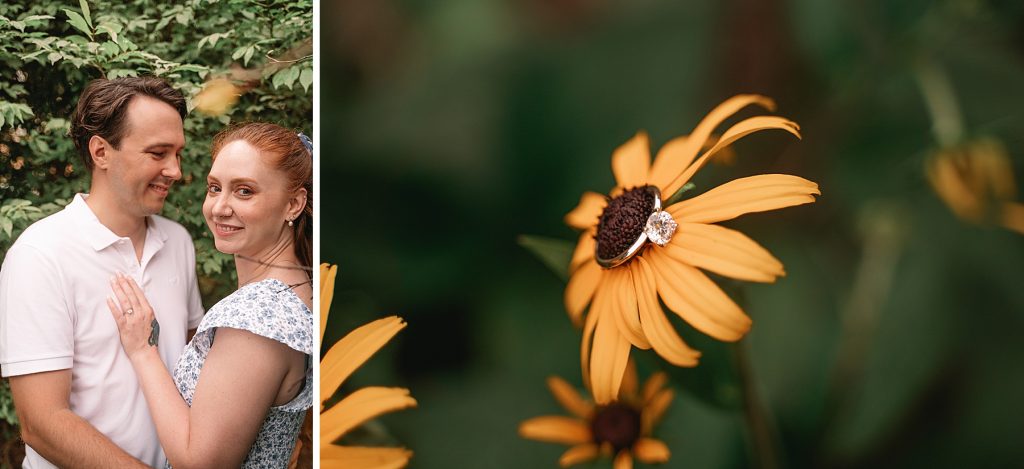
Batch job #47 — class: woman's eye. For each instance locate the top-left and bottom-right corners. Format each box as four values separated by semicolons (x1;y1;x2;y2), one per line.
207;184;221;194
237;188;254;197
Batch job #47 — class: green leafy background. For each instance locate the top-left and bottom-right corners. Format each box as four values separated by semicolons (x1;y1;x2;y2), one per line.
321;0;1024;468
0;0;311;463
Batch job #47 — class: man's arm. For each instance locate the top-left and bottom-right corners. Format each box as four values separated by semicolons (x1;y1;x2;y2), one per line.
9;370;149;469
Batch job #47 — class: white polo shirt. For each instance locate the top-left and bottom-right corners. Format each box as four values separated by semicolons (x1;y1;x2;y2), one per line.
0;193;204;468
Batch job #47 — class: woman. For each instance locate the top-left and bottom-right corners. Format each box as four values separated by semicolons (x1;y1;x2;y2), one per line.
107;122;314;468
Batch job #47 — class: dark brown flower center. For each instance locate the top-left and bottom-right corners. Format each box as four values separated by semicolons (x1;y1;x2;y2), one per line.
596;186;655;261
590;403;642;452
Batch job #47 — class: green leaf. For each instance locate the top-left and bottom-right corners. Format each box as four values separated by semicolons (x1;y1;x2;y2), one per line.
108;69;138;79
79;0;92;29
517;235;574;281
99;41;119;57
664;182;698;206
1;217;12;239
115;35;137;51
272;66;301;90
62;9;92;39
175;8;192;27
95;22;121;43
21;15;55;23
242;45;254;66
172;64;207;74
20;49;48;61
299;67;312;92
47;51;62;64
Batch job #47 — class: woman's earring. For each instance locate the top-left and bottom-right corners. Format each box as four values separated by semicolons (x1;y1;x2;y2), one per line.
287;218;294;227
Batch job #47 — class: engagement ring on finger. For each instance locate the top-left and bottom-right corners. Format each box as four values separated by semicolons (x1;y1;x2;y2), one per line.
125;308;134;316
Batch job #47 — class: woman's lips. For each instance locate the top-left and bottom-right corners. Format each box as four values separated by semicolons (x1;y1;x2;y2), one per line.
214;223;243;237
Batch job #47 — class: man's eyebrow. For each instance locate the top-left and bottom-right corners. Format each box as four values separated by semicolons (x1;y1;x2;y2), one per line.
142;143;180;152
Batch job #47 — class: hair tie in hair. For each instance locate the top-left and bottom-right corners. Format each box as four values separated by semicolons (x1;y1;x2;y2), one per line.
297;132;313;155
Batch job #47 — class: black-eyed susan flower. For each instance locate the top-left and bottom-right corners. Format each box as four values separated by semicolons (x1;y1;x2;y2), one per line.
925;138;1024;234
320;264;417;469
565;95;820;403
520;363;674;468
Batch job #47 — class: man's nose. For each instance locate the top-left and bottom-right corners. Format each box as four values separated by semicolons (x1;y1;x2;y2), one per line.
163;155;182;181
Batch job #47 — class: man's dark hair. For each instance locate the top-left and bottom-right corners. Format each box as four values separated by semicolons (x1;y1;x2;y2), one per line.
69;77;187;172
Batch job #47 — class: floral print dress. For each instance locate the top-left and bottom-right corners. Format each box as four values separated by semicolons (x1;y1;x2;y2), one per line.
167;278;314;468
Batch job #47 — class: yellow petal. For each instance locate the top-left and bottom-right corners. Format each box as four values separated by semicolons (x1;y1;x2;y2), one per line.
613;450;633;469
664;222;785;283
926;151;985;222
559;443;600;467
670;174;819;224
566;192;607;230
321;387;417;444
320;445;412;469
619;359;639;401
565;261;603;327
320;263;339;344
631;257;701;366
569;230;596;274
648;95;776;192
321;317;407;403
589;286;632;405
1002;202;1024;234
641;372;668;403
519;416;592;445
647;253;752;342
612;131;652;190
633;438;671;464
642;388;674;435
611;268;651;350
664;116;801;197
580;294;601;394
547;376;594;419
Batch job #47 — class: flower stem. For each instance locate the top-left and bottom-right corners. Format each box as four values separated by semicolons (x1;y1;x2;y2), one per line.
914;57;965;147
732;340;782;469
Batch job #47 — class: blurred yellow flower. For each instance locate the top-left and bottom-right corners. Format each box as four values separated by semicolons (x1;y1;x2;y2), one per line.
519;363;674;468
193;78;241;116
565;95;819;403
926;138;1024;234
319;264;417;469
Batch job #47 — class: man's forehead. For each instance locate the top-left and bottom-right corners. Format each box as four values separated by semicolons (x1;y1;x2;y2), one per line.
122;96;185;146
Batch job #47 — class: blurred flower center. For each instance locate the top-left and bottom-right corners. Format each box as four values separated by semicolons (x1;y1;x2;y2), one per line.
590;402;641;452
596;186;655;261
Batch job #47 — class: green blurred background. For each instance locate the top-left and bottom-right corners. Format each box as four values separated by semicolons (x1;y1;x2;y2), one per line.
320;0;1024;467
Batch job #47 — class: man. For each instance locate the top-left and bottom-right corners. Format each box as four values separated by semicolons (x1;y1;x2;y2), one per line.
0;77;204;468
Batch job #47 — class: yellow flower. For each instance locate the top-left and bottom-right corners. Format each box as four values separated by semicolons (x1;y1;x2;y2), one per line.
320;264;417;469
564;95;820;403
193;78;241;116
519;363;674;468
925;138;1024;234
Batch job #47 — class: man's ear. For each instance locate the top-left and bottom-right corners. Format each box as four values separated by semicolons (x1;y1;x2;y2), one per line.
88;135;110;170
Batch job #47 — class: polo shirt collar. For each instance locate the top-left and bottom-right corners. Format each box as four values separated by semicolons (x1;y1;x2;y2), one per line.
68;193;169;252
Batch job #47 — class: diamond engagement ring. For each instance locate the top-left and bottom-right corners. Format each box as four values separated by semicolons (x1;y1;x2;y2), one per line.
594;185;678;269
125;308;134;316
